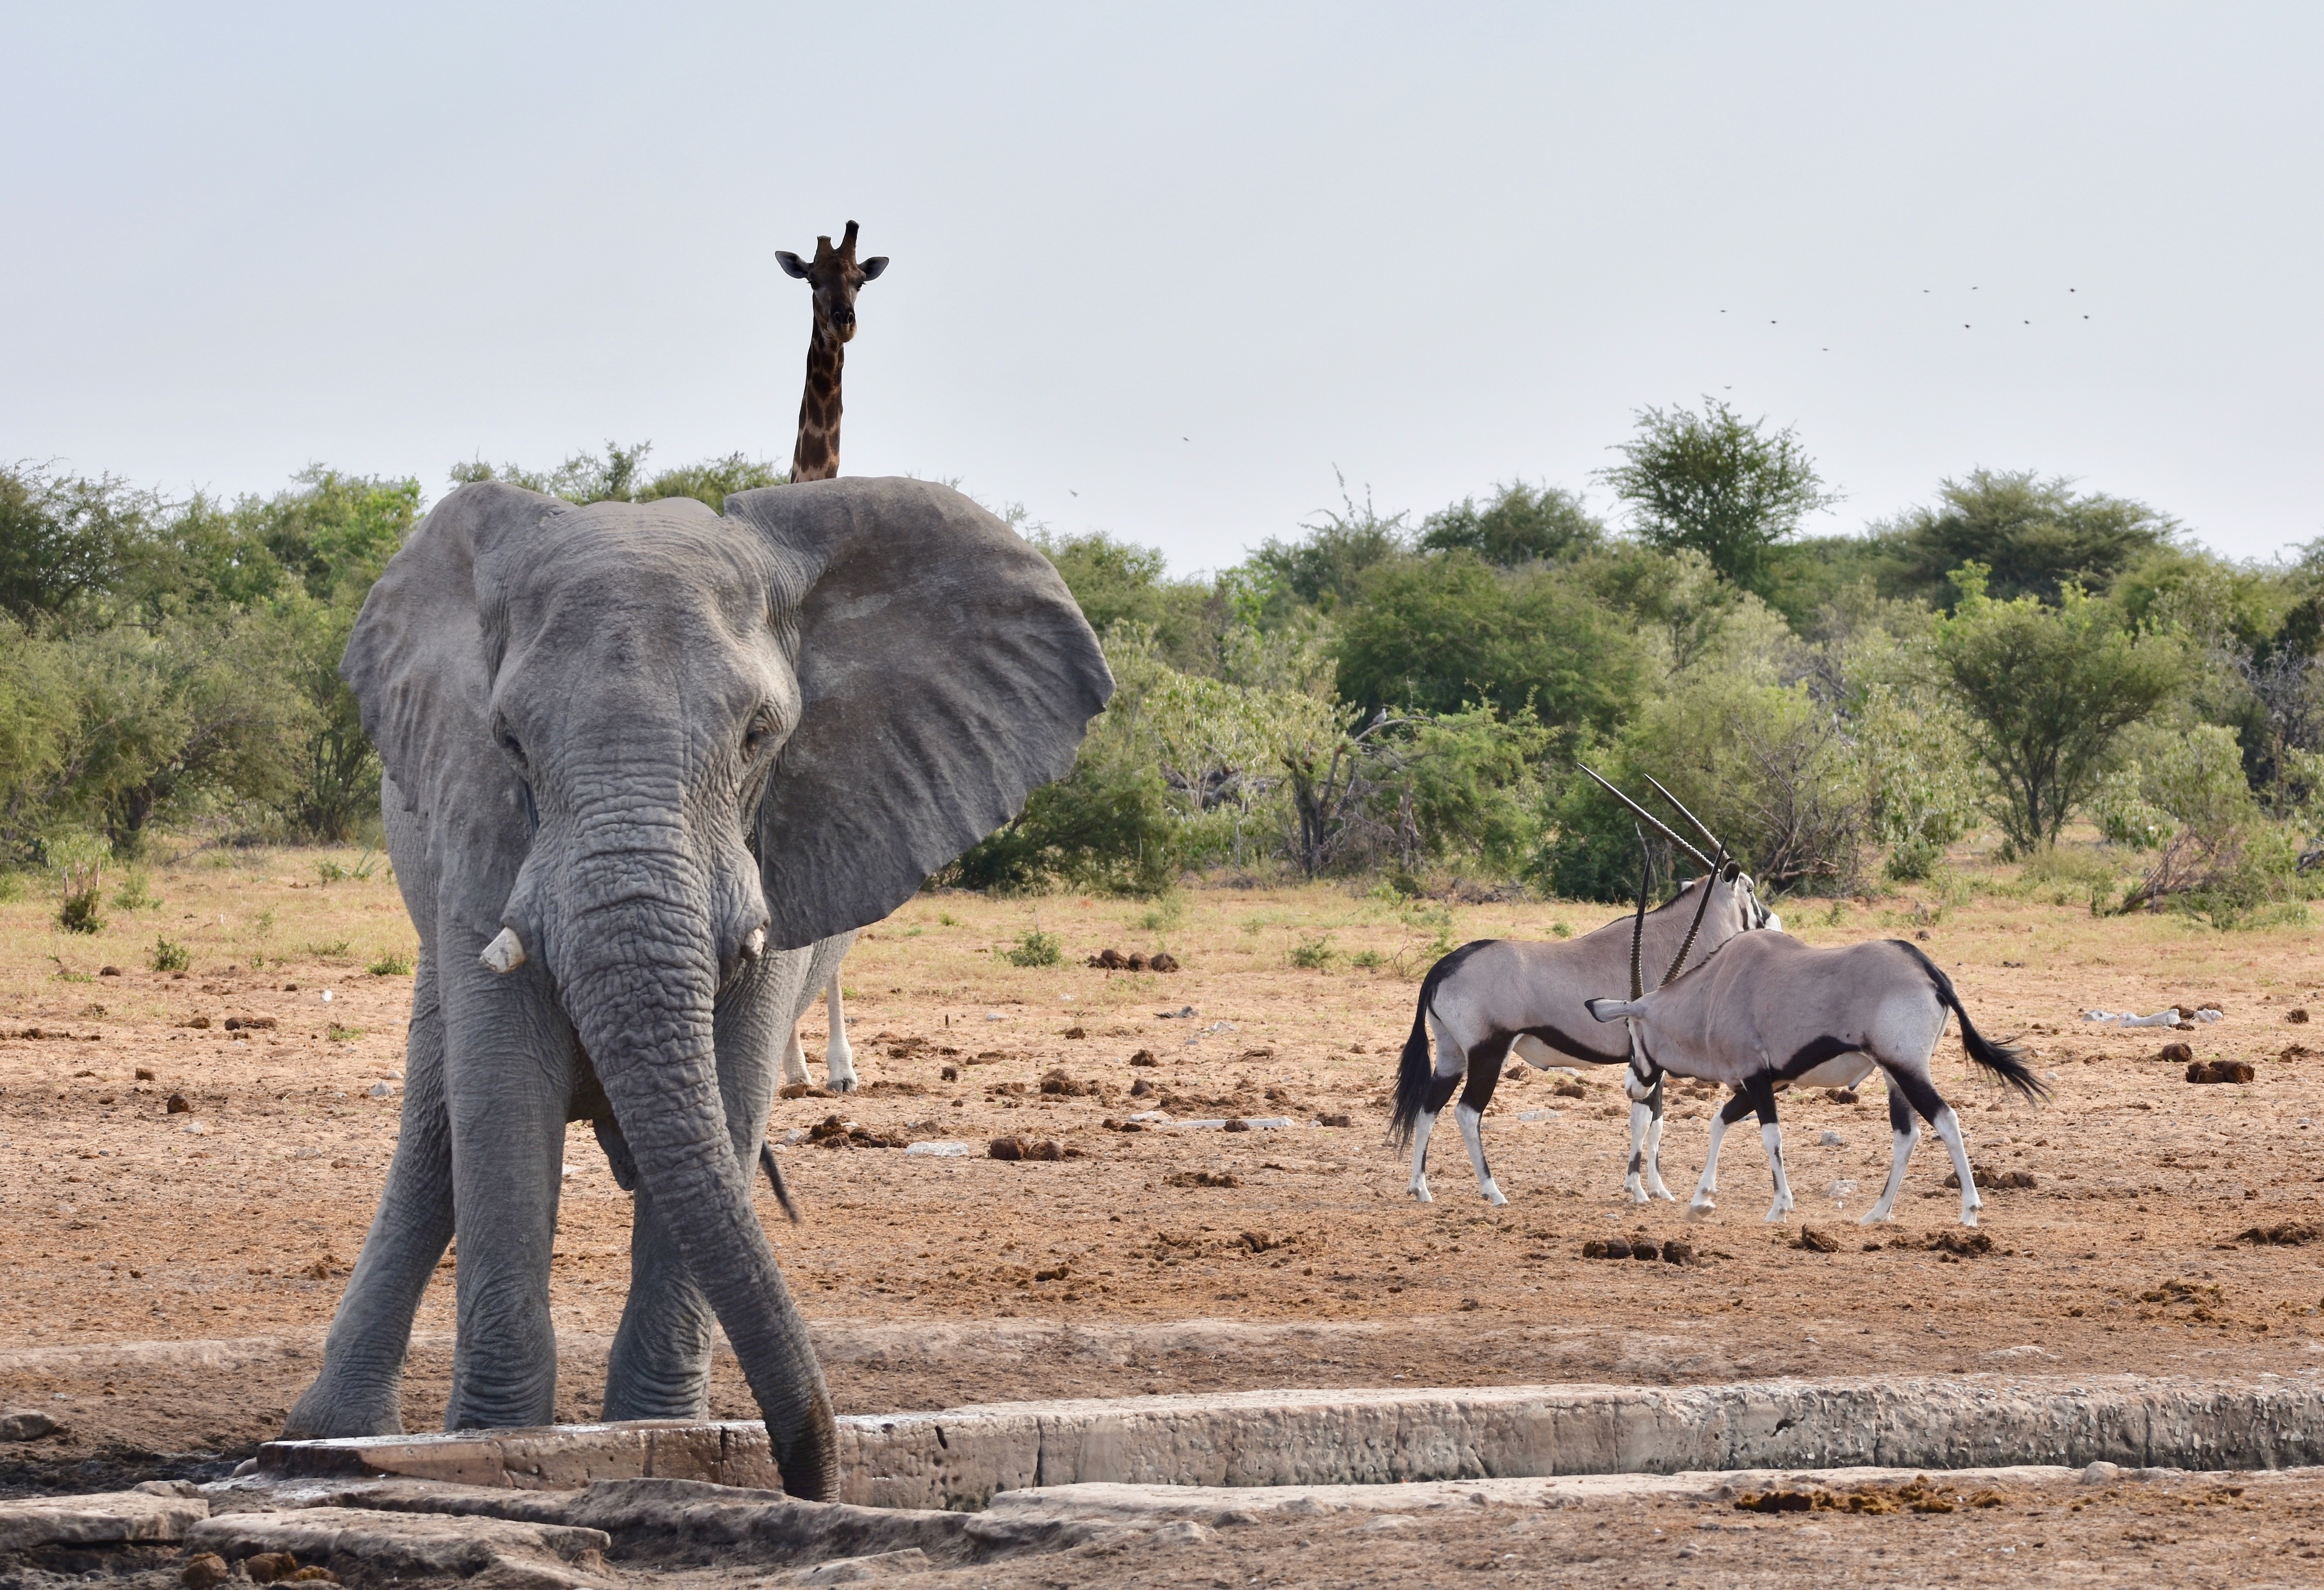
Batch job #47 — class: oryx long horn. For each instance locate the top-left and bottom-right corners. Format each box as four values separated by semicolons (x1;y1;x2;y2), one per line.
1639;772;1726;862
1630;825;1650;1002
1661;843;1727;988
1579;763;1715;872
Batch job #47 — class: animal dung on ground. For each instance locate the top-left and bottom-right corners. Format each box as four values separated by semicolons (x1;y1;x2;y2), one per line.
1129;1049;1159;1066
2237;1221;2320;1246
1317;1112;1352;1127
1239;1229;1278;1252
779;1082;832;1099
134;1067;154;1081
1087;949;1180;971
1943;1166;2038;1189
223;1015;277;1031
166;1093;191;1114
1794;1228;1841;1253
1581;1237;1690;1263
98;965;121;977
2186;1059;2256;1085
1039;1068;1096;1097
939;1065;959;1082
2282;1043;2314;1061
182;1554;231;1590
1825;1088;1859;1104
1128;1078;1154;1097
1239;1046;1275;1060
810;1114;905;1149
2289;1008;2311;1024
1164;1170;1241;1187
1895;1229;1995;1257
987;1135;1063;1161
1061;1024;1086;1039
2156;1041;2196;1063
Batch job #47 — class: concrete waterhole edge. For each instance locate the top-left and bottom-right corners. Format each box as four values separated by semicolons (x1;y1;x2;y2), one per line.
256;1373;2324;1510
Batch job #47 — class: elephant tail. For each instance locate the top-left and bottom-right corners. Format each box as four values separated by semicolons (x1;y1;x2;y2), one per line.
759;1140;802;1225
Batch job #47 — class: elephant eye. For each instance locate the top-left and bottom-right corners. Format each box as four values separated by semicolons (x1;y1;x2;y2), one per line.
497;726;527;771
741;713;775;763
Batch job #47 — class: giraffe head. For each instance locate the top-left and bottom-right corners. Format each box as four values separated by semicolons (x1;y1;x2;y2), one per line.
776;220;888;346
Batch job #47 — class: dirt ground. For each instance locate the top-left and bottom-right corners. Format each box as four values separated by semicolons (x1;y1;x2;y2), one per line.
3;846;2322;1498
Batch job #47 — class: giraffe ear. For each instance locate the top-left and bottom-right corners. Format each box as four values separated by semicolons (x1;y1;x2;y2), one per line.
775;252;811;280
858;256;889;281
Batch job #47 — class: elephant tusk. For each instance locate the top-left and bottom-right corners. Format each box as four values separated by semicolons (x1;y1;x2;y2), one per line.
743;926;767;961
480;927;528;975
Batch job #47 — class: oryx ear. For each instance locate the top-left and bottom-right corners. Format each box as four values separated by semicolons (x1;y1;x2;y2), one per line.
1586;997;1632;1023
340;480;570;824
1722;860;1742;881
725;478;1112;950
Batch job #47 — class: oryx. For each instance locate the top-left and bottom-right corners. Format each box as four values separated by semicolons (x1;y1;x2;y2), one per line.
1388;770;1780;1206
1586;909;2047;1227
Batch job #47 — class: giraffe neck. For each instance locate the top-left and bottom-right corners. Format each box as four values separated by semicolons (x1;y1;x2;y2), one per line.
791;318;844;483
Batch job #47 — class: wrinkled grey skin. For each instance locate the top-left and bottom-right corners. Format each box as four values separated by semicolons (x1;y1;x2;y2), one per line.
280;479;1110;1499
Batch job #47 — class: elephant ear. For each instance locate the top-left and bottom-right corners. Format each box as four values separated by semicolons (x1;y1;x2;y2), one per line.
725;478;1112;950
340;482;571;825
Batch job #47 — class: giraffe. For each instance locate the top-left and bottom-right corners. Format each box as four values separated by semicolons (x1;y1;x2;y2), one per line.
775;219;889;483
771;220;888;1094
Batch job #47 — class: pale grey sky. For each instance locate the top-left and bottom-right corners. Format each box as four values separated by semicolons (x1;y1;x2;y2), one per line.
6;3;2320;571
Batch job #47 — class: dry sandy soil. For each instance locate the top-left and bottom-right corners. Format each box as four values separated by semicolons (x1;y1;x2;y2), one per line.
2;845;2322;1576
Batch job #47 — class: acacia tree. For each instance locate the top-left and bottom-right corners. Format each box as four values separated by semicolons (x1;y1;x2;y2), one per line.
1933;565;2182;855
1599;399;1837;601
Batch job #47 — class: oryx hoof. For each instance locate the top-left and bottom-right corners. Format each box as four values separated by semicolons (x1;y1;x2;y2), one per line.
1960;1208;1981;1228
1651;1186;1678;1203
1686;1198;1715;1219
1410;1183;1433;1204
1763;1205;1791;1224
1857;1208;1895;1226
1482;1187;1509;1208
829;1076;858;1094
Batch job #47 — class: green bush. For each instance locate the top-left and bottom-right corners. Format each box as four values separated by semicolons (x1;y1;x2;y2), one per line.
949;750;1179;896
368;947;415;976
57;886;103;934
1287;934;1336;969
149;935;190;971
999;927;1063;968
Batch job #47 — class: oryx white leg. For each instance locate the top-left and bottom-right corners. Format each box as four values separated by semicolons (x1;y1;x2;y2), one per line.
1623;1100;1652;1203
1859;1086;1921;1225
1930;1104;1980;1226
1689;1109;1731;1217
1643;1113;1674;1201
1455;1101;1506;1206
822;971;858;1093
1407;1110;1439;1204
1760;1121;1794;1223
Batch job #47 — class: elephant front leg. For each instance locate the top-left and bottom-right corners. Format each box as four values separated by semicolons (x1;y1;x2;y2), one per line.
604;1180;717;1420
285;957;451;1438
441;961;573;1433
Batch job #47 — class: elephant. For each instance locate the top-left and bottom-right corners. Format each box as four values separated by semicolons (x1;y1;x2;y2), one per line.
280;478;1110;1499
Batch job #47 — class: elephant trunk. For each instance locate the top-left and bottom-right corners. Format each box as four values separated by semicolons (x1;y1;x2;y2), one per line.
547;832;836;1499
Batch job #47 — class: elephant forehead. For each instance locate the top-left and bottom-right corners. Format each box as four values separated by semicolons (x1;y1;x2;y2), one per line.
492;508;780;633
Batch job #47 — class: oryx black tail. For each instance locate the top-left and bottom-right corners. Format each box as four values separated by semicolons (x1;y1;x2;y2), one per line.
1390;940;1494;1148
1895;940;2048;1103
